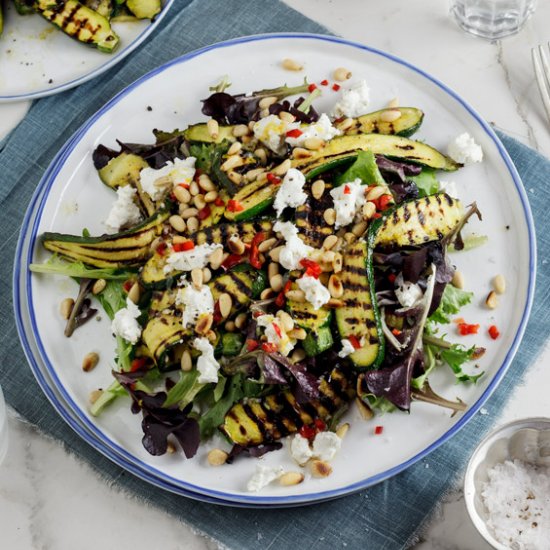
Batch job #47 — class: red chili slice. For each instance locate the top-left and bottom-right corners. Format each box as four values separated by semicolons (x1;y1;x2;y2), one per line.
320;79;329;86
343;184;351;195
272;322;282;338
286;129;303;138
314;418;326;432
374;426;384;435
246;339;259;352
348;335;361;349
378;194;393;211
177;182;190;189
156;242;167;256
266;173;282;185
261;342;277;353
388;273;396;284
299;424;316;440
249;232;266;269
488;325;500;340
227;199;244;212
332;83;341;91
197;205;211;220
123;280;134;293
308;83;317;93
300;258;322;279
221;254;244;271
214;197;225;207
130;357;147;372
173;240;195;252
458;322;480;336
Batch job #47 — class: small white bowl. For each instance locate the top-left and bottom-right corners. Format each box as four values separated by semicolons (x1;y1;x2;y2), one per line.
464;417;550;549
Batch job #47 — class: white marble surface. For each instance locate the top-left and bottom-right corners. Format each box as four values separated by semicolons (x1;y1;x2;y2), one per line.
1;1;550;548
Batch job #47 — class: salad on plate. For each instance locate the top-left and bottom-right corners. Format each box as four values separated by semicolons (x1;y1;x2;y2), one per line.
30;65;496;491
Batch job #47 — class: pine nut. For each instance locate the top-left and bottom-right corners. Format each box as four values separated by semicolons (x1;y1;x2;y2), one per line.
451;270;465;289
292;147;313;159
60;298;74;320
222;155;243;172
356;397;374;420
189;180;200;196
227;141;243;156
218;293;233;319
338;117;355;132
245;168;265;182
485;290;498;309
191;268;203;289
254;148;268;165
493;274;506;294
362;201;377;219
336;423;350;439
128;282;140;304
256;172;269;185
178;203;190;216
259;96;278;109
279;111;296;123
207;118;219;139
270;274;283;292
234;313;247;329
380;109;402;123
312;179;325;200
277;310;294;332
388;97;399;108
181;350;192;371
232;124;250;137
322;235;338;250
193;195;206;210
289;327;307;340
169;214;186;232
173;235;186;245
310;459;333;478
258;237;277;253
322;250;336;263
195;313;213;335
89;389;103;404
260;288;275;300
328;274;344;298
290;348;306;363
174;185;191;203
82;352;99;372
344;232;356;244
180;207;199;219
286;289;306;303
260;108;270;119
202;267;212;283
352;221;368;237
304;137;324;150
204;190;218;203
366;186;386;201
228;235;246;255
267;262;279;279
282;58;303;71
327;298;344;308
187;217;199;233
209;247;224;269
279;471;304;486
225;320;236;332
269;246;284;262
92;278;107;295
227;171;242;185
323;208;336;226
198;173;215;192
333;253;343;273
166;442;176;454
333;67;352;81
207;448;228;466
272;159;291;176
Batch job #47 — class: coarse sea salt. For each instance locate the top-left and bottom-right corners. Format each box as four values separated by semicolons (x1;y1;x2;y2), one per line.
481;459;550;550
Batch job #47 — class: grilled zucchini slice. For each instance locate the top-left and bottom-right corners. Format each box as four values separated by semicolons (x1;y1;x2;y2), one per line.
126;0;161;19
221;367;355;446
375;193;463;248
292;134;460;179
286;298;333;357
41;211;169;268
345;108;424;138
184;124;236;144
335;240;384;369
223;177;276;222
209;269;263;315
34;0;119;53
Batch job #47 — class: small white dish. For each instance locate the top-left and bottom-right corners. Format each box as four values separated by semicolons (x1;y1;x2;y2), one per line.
464;417;550;549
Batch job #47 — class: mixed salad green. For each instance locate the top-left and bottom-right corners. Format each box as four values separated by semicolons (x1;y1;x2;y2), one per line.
31;75;486;462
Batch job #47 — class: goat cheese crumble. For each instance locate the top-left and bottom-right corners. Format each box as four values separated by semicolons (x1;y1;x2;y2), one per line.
290;434;313;465
329;179;366;228
338;339;356;358
164;243;222;274
140;157;196;201
111;298;142;344
439;180;458;198
176;283;214;329
312;431;342;462
253;114;287;154
247;464;285;492
256;314;295;356
296;275;331;310
273;221;313;270
394;273;423;308
447;133;483;165
193;337;220;384
273;168;308;216
332;80;371;118
104;185;142;233
285;114;342;147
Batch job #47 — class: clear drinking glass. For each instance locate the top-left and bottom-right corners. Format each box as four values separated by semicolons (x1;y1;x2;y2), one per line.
450;0;537;40
0;386;7;465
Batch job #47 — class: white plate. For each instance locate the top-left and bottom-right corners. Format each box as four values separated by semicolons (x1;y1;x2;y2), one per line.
15;33;536;506
0;1;174;102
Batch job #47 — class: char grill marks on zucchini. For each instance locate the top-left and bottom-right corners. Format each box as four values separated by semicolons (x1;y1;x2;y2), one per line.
34;0;120;53
41;211;169;268
222;368;355;446
344;107;424;138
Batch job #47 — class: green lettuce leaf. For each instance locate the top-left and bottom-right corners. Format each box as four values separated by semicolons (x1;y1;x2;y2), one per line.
335;150;385;186
409;168;440;197
428;284;473;325
29;255;135;281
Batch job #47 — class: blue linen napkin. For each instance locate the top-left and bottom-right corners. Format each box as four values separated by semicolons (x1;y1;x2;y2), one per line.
1;0;549;548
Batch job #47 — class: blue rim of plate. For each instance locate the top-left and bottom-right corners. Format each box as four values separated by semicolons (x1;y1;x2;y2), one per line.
13;32;537;506
0;0;175;103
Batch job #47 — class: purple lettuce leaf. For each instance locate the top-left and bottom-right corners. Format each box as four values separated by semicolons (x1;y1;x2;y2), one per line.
270;353;320;399
226;442;283;464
